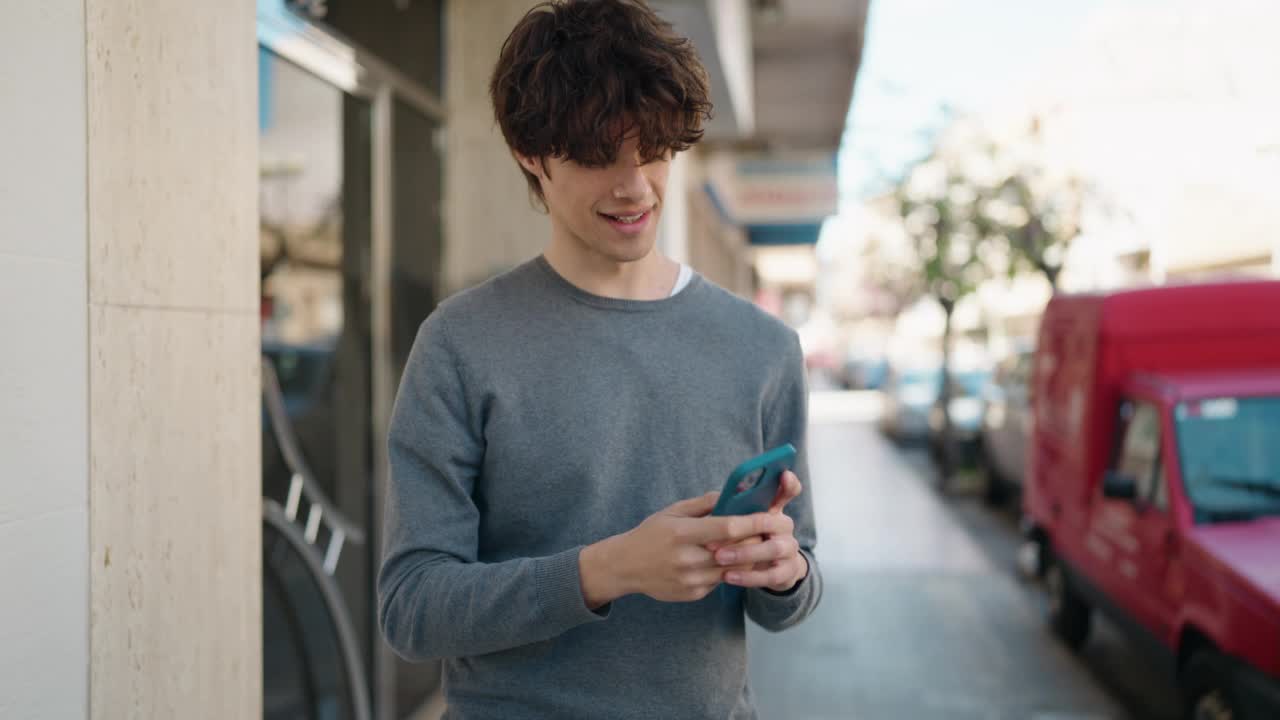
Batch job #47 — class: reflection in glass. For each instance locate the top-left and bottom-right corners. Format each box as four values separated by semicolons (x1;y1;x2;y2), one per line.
259;46;375;719
392;99;444;375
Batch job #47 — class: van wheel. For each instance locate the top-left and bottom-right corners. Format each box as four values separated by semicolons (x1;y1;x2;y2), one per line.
1182;651;1239;720
1045;555;1091;651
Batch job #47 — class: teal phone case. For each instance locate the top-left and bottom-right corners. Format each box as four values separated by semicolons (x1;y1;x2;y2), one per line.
711;444;797;516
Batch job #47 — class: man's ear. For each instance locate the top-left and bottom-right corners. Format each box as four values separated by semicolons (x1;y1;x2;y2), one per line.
514;152;543;178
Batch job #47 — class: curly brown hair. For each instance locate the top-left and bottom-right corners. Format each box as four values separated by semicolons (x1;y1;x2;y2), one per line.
489;0;714;205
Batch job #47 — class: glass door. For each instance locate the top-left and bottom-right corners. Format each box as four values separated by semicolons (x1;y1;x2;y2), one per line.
258;43;377;720
258;2;447;717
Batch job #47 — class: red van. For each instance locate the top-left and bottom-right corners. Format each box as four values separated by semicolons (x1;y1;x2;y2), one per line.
1022;280;1280;719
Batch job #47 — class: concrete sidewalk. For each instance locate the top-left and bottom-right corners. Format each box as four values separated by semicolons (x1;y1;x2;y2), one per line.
745;391;1125;720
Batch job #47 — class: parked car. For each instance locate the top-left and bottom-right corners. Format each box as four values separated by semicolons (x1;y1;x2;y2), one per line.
1022;280;1280;719
979;346;1035;504
878;365;942;443
851;356;890;391
927;368;993;471
837;343;890;391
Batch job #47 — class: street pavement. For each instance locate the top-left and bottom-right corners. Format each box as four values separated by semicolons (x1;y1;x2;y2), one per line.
746;388;1181;720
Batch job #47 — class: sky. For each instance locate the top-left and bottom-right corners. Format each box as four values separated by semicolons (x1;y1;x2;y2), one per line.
838;0;1121;204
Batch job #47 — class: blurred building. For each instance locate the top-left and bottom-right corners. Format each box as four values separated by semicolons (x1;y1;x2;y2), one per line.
1021;0;1280;288
2;1;866;718
822;0;1280;371
980;0;1280;357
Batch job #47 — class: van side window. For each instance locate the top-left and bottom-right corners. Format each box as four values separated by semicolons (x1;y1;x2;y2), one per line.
1113;400;1165;509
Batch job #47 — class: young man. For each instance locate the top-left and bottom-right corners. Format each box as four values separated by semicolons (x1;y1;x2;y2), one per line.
377;1;821;717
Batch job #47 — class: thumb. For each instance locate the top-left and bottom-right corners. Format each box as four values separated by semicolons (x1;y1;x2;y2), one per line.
667;491;720;517
769;471;802;514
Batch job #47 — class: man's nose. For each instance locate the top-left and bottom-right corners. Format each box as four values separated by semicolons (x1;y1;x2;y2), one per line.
611;162;652;202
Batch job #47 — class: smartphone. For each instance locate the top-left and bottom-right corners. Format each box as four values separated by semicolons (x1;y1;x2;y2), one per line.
711;444;797;517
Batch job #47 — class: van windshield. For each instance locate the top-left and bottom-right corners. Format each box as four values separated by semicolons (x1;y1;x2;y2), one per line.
1175;395;1280;523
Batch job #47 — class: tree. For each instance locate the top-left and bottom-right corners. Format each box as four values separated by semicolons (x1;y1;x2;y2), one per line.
854;195;932;319
895;146;1004;485
890;116;1094;485
980;119;1086;290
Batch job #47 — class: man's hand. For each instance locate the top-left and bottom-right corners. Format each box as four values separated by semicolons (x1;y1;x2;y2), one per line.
578;492;795;608
711;470;809;593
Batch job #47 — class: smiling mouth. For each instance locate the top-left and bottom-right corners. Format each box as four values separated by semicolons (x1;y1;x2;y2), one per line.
600;210;650;224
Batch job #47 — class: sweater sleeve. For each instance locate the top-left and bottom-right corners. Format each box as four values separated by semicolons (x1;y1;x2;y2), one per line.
744;331;823;632
376;312;609;663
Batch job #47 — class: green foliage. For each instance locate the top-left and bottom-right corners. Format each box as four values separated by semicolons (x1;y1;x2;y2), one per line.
893;121;1085;304
990;170;1083;288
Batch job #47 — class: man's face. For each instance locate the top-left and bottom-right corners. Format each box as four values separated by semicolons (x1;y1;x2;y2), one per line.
521;135;670;265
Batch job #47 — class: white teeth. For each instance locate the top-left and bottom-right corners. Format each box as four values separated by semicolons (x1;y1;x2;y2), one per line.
608;212;644;223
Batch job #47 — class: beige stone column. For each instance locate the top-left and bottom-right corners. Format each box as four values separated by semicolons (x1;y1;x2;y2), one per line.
84;0;262;716
2;1;261;717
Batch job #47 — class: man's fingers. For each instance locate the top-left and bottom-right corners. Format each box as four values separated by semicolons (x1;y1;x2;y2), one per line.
722;566;775;588
668;491;720;517
713;535;798;567
688;512;788;545
723;557;801;589
707;534;763;554
684;568;730;587
768;471;802;514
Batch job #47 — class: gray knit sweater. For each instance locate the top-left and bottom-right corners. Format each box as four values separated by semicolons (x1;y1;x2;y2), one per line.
378;256;821;719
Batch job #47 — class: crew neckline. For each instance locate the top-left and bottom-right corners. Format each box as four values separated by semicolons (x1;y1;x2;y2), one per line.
534;255;701;312
669;263;693;297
